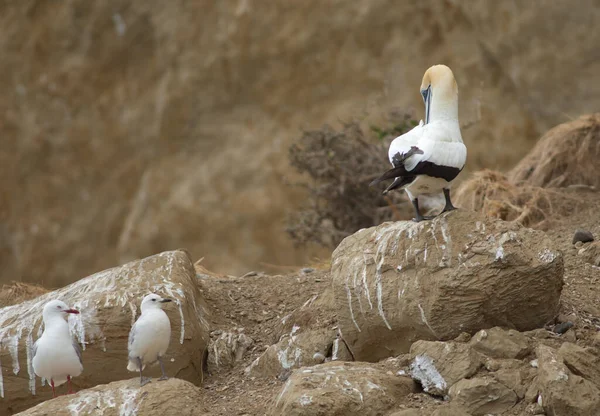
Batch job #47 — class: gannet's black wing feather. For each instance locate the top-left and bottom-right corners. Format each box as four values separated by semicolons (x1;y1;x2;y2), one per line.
369;146;423;187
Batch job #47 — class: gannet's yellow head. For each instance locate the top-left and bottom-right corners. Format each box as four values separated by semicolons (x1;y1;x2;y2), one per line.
419;65;459;124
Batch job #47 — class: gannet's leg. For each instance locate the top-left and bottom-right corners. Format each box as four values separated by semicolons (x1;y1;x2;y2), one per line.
411;198;434;222
158;356;169;381
441;188;457;213
138;357;151;386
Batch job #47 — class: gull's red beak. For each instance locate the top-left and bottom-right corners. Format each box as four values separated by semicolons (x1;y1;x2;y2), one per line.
65;309;80;314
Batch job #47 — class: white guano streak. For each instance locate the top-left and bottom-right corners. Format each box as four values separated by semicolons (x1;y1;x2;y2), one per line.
376;256;392;330
345;273;361;332
26;329;35;395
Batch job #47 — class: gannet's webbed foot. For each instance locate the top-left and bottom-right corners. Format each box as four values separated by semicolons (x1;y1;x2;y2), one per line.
412;215;435;222
411;198;435;222
441;188;457;213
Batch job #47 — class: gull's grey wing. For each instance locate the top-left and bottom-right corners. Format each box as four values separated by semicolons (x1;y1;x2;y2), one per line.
72;339;83;365
128;322;136;351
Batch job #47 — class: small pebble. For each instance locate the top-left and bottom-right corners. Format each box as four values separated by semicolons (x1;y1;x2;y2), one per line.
573;230;594;244
301;267;315;274
562;328;576;342
553;321;574;334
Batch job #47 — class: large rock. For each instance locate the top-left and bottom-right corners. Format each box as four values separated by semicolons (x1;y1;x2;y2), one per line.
469;327;531;359
409;340;482;396
16;378;205;416
270;361;416;416
246;327;349;378
207;331;254;372
0;250;210;415
535;345;600;416
390;404;472;416
448;377;517;416
331;211;563;361
558;342;600;388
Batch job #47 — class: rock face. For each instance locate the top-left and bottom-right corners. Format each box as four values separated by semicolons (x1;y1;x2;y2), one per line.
271;361;417;416
390;405;472;416
207;331;254;372
577;241;600;267
0;250;210;415
558;342;600;388
331;210;564;361
3;1;600;288
16;378;205;416
246;327;351;378
448;377;517;415
535;345;600;416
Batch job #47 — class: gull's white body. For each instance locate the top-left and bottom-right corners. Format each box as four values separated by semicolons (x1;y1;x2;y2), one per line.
32;301;83;386
127;295;171;372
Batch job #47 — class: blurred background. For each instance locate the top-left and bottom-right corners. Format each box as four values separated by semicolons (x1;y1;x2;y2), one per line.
1;0;599;288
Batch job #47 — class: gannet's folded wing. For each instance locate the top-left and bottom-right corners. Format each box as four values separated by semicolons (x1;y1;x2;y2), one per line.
369;146;423;186
369;123;424;187
403;133;467;181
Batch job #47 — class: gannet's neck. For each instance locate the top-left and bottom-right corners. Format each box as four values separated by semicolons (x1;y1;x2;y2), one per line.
429;92;458;123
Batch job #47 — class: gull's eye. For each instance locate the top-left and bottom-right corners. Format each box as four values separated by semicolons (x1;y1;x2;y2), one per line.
56;305;61;309
152;299;156;302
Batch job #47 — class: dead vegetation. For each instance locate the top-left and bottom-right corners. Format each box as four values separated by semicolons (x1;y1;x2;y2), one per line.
0;282;48;308
286;110;418;247
455;113;600;230
509;113;600;188
454;170;588;230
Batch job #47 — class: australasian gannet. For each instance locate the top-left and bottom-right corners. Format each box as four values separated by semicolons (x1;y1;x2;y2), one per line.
370;64;467;222
32;300;83;397
127;293;172;386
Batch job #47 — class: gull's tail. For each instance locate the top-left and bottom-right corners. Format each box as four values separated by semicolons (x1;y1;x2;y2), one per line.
127;358;145;372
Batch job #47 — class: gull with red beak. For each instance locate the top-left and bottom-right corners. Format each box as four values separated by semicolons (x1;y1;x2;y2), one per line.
127;293;173;386
32;300;83;398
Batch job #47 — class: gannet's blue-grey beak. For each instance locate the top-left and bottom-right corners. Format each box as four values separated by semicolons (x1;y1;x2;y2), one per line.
421;85;431;124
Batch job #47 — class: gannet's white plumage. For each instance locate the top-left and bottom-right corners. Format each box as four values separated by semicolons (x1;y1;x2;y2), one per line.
127;293;172;386
370;64;467;221
32;299;83;397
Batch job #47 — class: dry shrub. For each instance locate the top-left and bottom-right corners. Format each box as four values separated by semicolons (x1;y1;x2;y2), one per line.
0;281;48;307
286;111;418;247
454;170;586;230
509;113;600;188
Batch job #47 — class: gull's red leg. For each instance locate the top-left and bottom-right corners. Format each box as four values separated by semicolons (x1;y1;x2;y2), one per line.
51;379;56;398
67;375;74;394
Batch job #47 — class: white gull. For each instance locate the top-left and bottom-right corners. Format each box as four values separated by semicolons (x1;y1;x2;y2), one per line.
32;300;83;397
127;293;172;386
